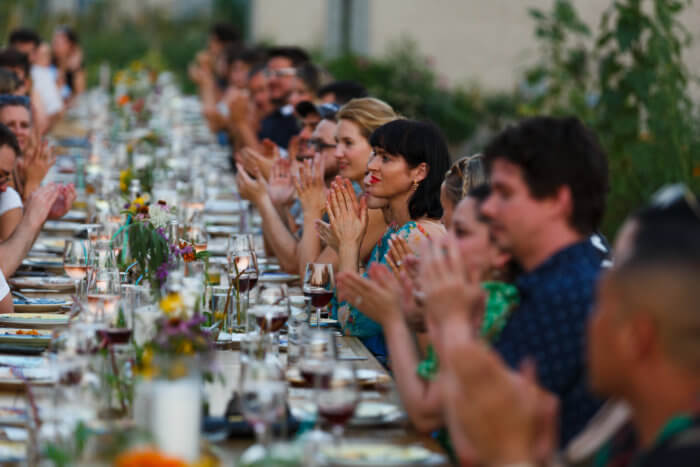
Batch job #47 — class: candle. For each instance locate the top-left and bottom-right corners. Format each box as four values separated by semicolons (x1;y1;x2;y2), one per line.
150;378;201;462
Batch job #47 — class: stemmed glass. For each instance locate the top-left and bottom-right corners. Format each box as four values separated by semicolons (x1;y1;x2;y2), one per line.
250;283;290;356
86;269;121;332
187;223;209;253
227;234;259;332
303;263;335;328
298;329;336;444
239;358;287;461
317;361;360;444
63;240;90;299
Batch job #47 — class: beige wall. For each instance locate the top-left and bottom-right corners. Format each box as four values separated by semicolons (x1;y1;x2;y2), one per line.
251;0;700;94
251;0;327;47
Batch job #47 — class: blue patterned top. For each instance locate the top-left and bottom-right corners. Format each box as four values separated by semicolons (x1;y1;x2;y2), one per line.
332;221;431;364
493;240;604;445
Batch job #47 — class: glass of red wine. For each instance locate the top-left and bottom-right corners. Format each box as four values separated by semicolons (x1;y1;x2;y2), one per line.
317;361;360;444
63;240;90;299
298;329;335;444
303;263;335;328
250;283;290;356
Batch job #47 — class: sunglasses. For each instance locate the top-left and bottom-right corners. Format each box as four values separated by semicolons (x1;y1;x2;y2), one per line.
650;183;700;219
264;67;296;78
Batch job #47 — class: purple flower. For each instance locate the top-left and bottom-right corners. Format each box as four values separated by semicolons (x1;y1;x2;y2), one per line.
155;262;170;281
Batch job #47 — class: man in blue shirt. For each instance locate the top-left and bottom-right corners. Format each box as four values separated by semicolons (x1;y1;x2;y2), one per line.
480;116;609;444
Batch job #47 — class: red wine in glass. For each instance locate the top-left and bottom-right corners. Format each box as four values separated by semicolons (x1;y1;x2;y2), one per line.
303;287;333;308
254;307;289;333
96;328;133;345
300;367;332;389
319;403;358;426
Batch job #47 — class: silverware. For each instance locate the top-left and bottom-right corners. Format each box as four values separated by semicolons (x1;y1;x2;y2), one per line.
11;291;30;304
337;356;368;361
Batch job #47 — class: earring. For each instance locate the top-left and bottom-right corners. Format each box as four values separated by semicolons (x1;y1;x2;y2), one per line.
412;180;419;191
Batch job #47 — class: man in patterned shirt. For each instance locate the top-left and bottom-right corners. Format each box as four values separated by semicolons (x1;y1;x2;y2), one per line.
480;116;608;444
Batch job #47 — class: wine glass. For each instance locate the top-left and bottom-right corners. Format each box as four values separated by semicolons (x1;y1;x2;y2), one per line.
239;359;287;460
63;240;90;298
252;283;290;333
89;240;118;277
250;284;290;358
298;329;336;444
318;361;360;443
86;268;121;331
303;263;335;328
227;234;259;332
187;223;209;253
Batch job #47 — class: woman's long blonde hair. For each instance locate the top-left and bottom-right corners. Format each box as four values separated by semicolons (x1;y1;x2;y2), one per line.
335;97;400;140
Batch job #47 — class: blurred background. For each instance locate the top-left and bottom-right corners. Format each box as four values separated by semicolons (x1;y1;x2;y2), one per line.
1;0;699;233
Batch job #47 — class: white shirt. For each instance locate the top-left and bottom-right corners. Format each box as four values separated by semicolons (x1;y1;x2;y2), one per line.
31;65;64;116
0;187;23;216
0;268;9;303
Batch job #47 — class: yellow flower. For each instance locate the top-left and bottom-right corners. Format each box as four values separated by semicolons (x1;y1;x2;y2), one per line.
133;196;145;206
119;169;132;193
160;292;183;315
178;340;194;355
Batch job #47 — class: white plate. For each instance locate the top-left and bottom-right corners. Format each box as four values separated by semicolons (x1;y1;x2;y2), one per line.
258;273;300;284
205;200;246;213
0;314;69;328
320;443;438;466
204;214;240;225
0;329;52;345
61;210;87;221
10;276;75;291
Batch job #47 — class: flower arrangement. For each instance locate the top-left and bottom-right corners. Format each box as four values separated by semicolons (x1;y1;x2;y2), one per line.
135;292;215;382
123;199;209;297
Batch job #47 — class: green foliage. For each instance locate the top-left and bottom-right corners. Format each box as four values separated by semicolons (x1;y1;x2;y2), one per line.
522;0;700;235
324;41;499;145
127;221;170;293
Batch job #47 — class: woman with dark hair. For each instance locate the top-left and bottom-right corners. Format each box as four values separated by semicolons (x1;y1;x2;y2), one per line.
327;119;450;362
51;26;85;102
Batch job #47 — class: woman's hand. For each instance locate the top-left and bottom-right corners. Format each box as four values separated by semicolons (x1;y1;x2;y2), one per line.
420;234;486;337
48;184;77;219
235;163;268;206
268;158;296;207
236;146;274;180
336;263;403;327
293;154;326;218
385;234;412;276
17;139;56;199
315;220;339;252
326;177;368;250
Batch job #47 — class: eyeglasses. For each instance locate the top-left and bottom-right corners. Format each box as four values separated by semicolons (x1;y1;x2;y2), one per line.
264;67;296;78
650;183;700;219
307;139;337;152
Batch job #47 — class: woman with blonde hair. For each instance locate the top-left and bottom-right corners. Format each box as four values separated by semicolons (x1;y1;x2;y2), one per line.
295;97;399;275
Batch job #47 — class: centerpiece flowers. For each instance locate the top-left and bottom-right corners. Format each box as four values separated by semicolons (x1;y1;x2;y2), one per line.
135;291;216;382
123;198;208;298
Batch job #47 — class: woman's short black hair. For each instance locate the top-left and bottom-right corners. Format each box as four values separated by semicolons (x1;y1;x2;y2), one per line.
370;119;451;220
483;116;609;235
0;123;20;156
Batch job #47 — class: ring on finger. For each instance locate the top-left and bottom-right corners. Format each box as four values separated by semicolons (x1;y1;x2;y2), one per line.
354;296;363;306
